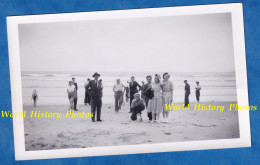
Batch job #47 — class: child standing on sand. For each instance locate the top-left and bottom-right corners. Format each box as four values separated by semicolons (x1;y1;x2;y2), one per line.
130;93;145;122
67;81;76;110
31;89;38;107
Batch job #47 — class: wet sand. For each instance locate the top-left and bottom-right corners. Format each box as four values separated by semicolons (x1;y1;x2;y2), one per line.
23;102;239;151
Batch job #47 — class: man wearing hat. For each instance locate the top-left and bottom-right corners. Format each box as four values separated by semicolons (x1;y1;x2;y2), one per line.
86;72;103;122
184;80;190;108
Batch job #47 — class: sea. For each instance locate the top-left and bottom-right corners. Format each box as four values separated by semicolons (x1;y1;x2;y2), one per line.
21;71;237;105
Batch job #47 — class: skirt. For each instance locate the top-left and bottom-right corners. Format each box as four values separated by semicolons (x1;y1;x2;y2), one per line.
147;97;163;114
163;92;172;112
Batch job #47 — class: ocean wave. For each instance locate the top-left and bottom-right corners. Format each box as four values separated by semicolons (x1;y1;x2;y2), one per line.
23;73;72;77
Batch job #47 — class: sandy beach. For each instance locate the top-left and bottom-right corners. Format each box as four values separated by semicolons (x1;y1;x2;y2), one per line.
23;101;239;151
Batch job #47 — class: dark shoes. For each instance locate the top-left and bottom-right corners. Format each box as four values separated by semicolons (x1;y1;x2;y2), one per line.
92;119;102;122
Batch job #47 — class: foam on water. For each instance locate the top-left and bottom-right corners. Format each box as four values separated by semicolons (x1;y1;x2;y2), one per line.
21;71;237;105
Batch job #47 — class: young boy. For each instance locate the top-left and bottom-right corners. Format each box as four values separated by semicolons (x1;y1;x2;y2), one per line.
195;81;201;103
67;81;76;110
32;89;38;107
130;93;145;122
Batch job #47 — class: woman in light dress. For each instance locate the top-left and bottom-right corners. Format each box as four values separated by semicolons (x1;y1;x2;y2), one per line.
147;74;163;123
162;72;173;123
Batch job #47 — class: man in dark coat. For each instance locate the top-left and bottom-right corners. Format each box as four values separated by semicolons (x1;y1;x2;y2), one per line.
184;80;190;108
86;72;103;122
72;77;78;110
129;76;142;113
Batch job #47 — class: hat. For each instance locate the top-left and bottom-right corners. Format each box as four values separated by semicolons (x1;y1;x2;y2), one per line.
184;80;187;82
93;72;100;77
134;93;140;97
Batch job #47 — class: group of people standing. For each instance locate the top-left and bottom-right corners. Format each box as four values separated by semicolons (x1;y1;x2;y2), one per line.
128;73;174;123
110;73;174;123
66;72;201;123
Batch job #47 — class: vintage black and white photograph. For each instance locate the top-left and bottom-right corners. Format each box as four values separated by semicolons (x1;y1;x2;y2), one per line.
7;3;250;160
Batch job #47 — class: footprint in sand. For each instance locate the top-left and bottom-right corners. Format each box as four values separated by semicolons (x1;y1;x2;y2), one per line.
37;143;48;147
164;133;171;135
57;132;66;138
192;124;217;127
122;136;130;142
61;144;70;148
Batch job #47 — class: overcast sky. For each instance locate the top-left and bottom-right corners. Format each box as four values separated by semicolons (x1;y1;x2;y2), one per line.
19;13;235;73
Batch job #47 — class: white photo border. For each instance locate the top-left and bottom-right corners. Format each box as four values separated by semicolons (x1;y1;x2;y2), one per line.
7;3;251;160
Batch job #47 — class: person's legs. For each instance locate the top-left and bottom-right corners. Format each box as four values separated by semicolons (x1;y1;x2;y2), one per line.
162;111;166;118
187;94;190;105
91;98;97;121
115;93;119;112
184;93;188;107
33;99;36;107
147;112;152;121
130;109;137;121
87;93;91;105
74;97;77;110
165;111;169;122
70;98;74;109
96;97;102;121
136;107;143;122
137;113;142;122
162;111;167;122
125;97;129;103
84;91;87;105
196;92;200;103
152;113;156;122
156;113;160;123
118;92;123;110
129;96;134;112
